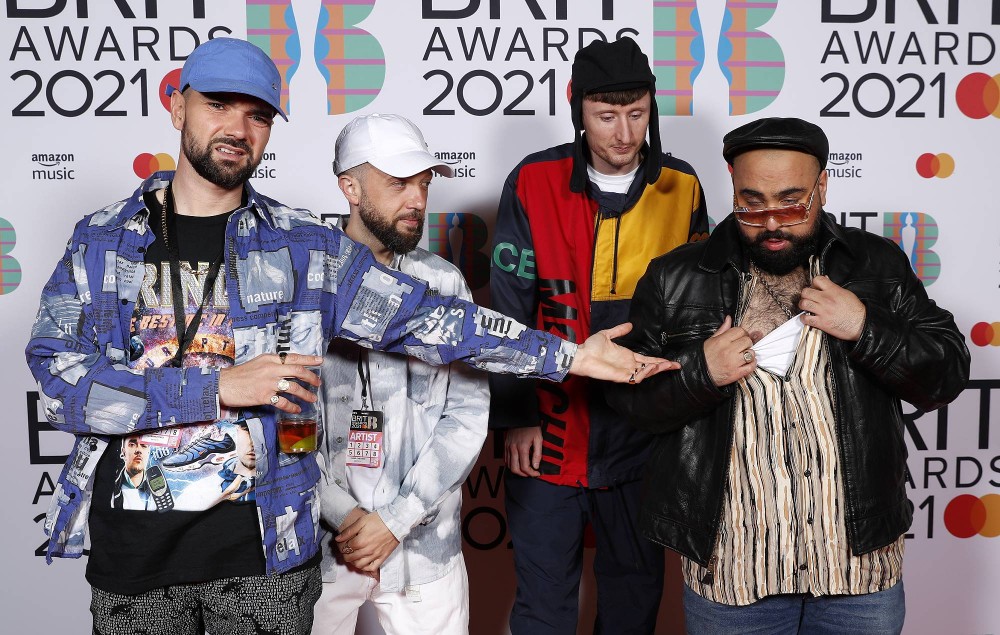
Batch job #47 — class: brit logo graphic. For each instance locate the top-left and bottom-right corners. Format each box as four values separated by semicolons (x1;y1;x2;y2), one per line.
653;0;785;115
247;0;301;116
215;1;387;116
0;218;20;296
427;212;490;291
882;212;940;286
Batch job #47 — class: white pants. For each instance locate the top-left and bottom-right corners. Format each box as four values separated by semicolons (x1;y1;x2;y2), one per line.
311;557;469;635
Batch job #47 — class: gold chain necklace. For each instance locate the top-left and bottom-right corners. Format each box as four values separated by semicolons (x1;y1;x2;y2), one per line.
751;263;794;319
160;183;172;252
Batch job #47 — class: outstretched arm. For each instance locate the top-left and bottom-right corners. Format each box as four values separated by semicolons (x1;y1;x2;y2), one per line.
320;230;676;386
569;322;679;383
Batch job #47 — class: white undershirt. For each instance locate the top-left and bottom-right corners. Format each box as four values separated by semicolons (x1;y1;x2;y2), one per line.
587;163;639;194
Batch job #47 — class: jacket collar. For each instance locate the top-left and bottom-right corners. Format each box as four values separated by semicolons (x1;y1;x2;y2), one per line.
107;170;275;230
585;143;653;218
699;210;854;273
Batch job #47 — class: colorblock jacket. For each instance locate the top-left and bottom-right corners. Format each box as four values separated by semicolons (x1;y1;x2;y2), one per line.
607;212;971;564
26;172;574;576
318;248;488;592
490;143;708;487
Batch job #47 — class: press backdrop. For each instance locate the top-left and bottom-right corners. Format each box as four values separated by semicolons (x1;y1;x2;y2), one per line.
2;1;998;633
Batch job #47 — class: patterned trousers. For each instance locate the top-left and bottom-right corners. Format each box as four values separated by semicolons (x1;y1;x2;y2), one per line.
90;565;322;635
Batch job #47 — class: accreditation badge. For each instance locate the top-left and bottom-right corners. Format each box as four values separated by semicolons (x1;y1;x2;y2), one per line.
347;409;384;468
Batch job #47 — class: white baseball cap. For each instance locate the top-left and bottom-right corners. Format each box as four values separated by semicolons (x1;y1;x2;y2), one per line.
333;113;453;178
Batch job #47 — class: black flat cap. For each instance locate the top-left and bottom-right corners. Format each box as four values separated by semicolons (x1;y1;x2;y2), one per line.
722;117;829;169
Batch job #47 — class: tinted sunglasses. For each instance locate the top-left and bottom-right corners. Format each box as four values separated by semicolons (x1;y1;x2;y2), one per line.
733;174;822;227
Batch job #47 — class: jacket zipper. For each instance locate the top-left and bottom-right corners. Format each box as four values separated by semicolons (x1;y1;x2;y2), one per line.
701;264;752;585
591;209;623;297
591;210;603;301
610;215;621;295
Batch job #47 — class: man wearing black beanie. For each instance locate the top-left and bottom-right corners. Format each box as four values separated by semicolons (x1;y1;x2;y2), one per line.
489;36;709;634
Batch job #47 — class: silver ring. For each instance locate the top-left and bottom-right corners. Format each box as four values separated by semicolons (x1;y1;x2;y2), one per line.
277;378;291;392
743;350;754;364
342;546;353;554
269;394;280;405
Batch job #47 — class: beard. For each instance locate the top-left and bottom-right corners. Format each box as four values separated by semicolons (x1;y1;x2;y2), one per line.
357;192;423;255
182;127;259;190
740;221;821;275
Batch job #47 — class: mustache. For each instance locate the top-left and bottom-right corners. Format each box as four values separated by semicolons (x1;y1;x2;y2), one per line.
755;229;793;243
211;137;252;154
397;211;424;222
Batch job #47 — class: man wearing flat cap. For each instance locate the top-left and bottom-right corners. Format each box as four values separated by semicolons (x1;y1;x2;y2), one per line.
490;37;708;633
25;38;674;634
607;117;970;633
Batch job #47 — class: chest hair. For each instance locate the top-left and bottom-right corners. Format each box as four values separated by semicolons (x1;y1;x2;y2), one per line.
741;266;809;343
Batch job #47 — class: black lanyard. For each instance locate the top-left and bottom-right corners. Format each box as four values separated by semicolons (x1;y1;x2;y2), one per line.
357;349;375;411
161;185;224;368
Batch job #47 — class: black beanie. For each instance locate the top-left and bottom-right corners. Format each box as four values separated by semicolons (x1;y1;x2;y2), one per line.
569;37;660;193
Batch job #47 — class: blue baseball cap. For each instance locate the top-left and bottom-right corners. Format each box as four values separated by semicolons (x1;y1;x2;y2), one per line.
165;38;288;121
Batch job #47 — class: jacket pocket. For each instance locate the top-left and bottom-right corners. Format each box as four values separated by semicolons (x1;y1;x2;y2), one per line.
661;323;719;347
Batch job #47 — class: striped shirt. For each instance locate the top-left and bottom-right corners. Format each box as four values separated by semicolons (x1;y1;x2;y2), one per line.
683;266;904;605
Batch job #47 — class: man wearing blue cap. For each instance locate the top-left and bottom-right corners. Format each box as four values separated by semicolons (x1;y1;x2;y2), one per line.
25;38;675;635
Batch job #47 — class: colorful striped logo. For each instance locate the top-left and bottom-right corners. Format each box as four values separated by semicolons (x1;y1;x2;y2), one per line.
246;0;301;116
882;212;940;286
652;0;704;116
315;0;386;114
718;0;785;115
0;218;21;296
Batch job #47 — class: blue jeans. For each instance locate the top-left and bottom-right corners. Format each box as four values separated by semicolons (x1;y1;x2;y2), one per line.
683;581;905;635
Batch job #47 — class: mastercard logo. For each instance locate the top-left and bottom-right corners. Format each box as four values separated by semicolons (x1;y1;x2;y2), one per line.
970;322;1000;347
133;153;176;179
944;494;1000;538
159;69;182;112
955;72;1000;119
915;153;954;179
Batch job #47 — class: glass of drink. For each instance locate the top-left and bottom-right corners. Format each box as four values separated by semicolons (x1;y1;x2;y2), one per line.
277;366;320;453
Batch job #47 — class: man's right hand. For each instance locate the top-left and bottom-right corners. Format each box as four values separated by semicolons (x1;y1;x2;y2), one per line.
218;353;323;413
704;316;756;387
505;426;543;477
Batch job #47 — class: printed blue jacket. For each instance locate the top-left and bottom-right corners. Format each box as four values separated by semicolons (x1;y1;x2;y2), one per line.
26;172;575;576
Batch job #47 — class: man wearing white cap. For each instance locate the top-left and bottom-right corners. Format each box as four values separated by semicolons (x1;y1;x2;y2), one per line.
312;114;486;634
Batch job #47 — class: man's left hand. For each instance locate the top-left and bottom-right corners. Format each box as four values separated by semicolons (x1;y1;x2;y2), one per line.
335;511;400;573
799;275;866;342
569;323;681;383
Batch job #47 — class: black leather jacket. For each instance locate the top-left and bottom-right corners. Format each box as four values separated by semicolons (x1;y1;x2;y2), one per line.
607;212;970;566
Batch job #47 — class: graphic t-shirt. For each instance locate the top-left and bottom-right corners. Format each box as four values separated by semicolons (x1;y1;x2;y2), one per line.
86;190;265;594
